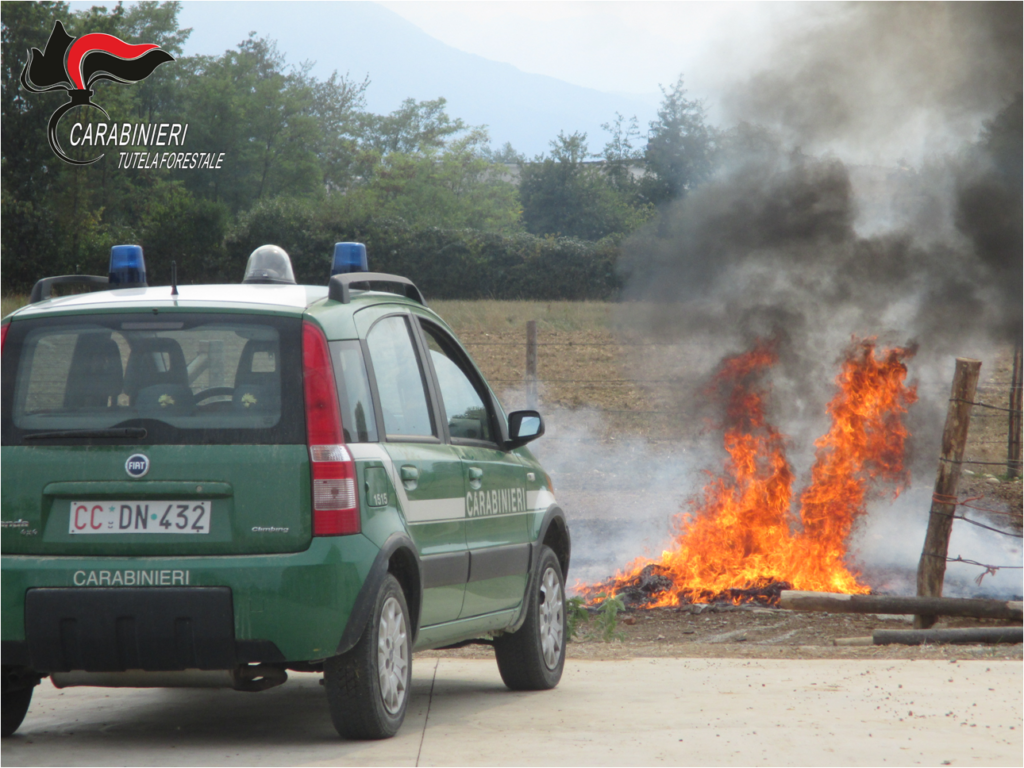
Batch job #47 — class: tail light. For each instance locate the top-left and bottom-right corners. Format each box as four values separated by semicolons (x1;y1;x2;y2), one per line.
1;323;8;355
302;321;359;536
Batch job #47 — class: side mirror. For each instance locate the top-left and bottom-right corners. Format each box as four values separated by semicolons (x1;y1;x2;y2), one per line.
507;410;544;449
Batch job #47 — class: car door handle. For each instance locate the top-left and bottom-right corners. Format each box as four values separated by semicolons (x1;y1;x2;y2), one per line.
400;465;419;490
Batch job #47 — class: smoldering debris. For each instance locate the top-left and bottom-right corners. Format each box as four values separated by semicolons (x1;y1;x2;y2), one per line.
588;562;793;609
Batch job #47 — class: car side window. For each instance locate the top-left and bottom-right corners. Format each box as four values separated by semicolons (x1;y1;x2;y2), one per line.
365;315;435;439
329;340;378;443
419;321;495;445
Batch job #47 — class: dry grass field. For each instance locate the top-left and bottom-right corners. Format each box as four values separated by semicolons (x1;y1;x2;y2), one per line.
2;294;27;320
434;299;644;412
432;299;702;442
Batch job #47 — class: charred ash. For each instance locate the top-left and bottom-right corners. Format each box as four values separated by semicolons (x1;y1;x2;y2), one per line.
589;564;793;609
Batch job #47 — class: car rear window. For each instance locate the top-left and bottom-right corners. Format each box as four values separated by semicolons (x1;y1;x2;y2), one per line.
1;313;304;446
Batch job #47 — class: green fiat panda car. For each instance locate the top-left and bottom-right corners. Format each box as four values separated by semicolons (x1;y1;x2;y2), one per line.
1;243;570;739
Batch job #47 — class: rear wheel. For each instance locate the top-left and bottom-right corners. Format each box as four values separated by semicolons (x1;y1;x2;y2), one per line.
324;574;411;739
1;685;33;737
494;546;566;690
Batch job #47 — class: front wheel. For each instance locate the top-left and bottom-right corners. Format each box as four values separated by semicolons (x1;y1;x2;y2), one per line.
1;685;33;737
494;546;566;690
324;574;411;739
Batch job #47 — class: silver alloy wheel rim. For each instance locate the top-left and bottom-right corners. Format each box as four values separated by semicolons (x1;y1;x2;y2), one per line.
538;565;564;670
377;595;409;715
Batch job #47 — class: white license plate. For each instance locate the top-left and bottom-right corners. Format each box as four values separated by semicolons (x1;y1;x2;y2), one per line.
69;501;211;534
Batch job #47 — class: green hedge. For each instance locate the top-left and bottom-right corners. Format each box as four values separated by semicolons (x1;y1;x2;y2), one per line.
2;194;623;300
224;198;623;300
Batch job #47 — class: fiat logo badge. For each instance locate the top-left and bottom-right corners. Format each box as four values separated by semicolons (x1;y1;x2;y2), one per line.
125;454;150;478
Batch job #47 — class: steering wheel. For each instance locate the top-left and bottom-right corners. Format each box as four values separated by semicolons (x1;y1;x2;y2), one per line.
193;387;235;405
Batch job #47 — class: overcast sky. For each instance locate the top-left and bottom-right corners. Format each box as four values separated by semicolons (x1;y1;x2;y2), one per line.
64;0;823;111
378;1;810;111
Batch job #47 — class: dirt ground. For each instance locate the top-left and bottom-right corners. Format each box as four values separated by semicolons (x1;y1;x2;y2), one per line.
422;606;1023;663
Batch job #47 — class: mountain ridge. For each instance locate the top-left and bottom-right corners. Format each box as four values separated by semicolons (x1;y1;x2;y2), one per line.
173;1;659;156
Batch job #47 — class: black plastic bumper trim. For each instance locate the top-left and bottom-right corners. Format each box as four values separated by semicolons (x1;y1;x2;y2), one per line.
468;543;531;583
421;551;470;589
21;587;289;673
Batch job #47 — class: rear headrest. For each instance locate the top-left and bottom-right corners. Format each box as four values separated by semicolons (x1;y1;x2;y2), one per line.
234;339;279;386
63;334;124;409
124;337;189;405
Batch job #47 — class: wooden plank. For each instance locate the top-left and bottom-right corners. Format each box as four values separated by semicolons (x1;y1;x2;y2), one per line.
778;590;1023;621
873;627;1023;646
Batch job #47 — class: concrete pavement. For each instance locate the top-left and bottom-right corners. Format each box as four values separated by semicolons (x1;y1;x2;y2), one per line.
3;657;1020;766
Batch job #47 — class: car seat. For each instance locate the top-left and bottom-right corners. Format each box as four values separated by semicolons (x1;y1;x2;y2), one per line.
62;333;124;410
124;337;193;411
232;339;281;412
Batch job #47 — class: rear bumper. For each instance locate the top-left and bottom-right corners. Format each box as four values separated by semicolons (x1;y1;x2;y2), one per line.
1;536;379;668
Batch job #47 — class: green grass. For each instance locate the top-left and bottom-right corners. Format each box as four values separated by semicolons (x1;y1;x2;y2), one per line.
2;295;28;319
566;596;590;641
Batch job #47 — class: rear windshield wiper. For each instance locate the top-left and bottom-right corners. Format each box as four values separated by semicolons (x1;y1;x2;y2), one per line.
23;428;148;441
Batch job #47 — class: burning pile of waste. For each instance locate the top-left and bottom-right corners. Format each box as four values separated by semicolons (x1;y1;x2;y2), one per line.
578;336;918;607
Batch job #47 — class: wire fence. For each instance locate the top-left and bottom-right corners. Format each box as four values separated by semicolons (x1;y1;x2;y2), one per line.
921;356;1023;586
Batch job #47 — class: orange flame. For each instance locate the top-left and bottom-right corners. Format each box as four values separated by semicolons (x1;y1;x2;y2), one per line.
579;337;917;607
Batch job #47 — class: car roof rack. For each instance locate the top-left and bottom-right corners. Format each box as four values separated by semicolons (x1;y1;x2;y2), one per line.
30;275;109;304
328;272;426;306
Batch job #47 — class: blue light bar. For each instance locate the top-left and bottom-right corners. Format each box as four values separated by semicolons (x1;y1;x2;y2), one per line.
331;242;368;275
108;245;147;287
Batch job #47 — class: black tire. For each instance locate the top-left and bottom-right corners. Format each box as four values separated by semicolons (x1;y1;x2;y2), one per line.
324;573;412;739
494;545;566;691
2;685;33;738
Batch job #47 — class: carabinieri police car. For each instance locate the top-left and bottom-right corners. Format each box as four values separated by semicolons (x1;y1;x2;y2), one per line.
1;243;570;739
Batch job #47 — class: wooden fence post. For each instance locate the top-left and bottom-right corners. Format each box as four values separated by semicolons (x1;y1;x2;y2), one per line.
1008;345;1022;480
915;358;981;629
526;320;538;409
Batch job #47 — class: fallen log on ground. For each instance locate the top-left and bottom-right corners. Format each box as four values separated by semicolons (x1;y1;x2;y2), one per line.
779;591;1023;621
873;627;1023;645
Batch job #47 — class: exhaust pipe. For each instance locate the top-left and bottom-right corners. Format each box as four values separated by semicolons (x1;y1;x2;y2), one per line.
51;664;287;692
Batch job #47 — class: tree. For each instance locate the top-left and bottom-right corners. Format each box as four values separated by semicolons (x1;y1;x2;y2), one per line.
312;71;369;191
520;132;652;240
601;112;644;193
359;97;468;157
481;141;525;165
119;1;190;123
176;35;325;211
352;128;522;234
1;1;71;200
643;75;717;205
